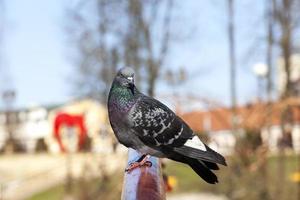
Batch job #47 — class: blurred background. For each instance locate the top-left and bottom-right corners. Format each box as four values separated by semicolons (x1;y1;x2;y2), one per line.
0;0;300;199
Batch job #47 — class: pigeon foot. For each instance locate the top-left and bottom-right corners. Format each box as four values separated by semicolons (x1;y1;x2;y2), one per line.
125;155;152;172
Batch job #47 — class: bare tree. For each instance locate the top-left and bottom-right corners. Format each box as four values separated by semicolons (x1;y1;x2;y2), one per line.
257;1;276;199
65;0;119;101
131;0;174;96
66;0;174;101
272;0;300;98
266;1;275;102
269;1;300;199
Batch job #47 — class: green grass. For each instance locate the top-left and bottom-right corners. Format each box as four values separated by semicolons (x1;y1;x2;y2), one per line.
28;185;64;200
164;161;206;192
27;171;123;200
164;154;300;200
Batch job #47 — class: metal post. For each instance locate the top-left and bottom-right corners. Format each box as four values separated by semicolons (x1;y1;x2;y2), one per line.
122;149;165;200
227;1;236;198
227;0;237;133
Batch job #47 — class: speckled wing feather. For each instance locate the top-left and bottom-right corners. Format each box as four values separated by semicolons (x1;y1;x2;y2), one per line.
128;95;194;148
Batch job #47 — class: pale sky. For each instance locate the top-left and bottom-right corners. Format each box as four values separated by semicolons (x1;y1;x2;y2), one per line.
0;0;269;109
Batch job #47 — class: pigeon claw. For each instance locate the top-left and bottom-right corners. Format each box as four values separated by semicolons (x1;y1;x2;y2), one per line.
125;160;152;173
144;161;152;167
125;162;140;172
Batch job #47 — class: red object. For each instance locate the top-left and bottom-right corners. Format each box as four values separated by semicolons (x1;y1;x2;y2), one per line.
53;113;87;152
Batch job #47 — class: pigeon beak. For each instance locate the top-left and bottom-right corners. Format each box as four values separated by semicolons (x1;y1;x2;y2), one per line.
127;77;134;82
128;82;135;94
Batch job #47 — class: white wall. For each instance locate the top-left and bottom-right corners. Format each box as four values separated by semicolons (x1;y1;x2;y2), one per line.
208;130;236;156
261;124;300;153
292;124;300;153
13;108;51;152
261;125;282;153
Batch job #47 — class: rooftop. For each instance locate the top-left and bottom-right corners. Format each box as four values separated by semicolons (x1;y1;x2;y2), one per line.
180;98;300;133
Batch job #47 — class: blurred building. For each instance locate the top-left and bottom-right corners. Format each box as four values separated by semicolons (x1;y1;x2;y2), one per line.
180;108;236;155
14;106;52;152
0;99;118;154
0;112;6;148
181;101;300;155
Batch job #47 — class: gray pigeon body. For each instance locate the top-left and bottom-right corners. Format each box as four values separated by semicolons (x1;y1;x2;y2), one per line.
108;67;227;184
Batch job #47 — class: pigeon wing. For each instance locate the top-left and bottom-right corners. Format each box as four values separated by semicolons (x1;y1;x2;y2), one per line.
128;95;227;166
128;95;194;147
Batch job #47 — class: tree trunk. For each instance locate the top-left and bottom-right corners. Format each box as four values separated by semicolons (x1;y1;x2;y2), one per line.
147;61;158;97
282;32;292;98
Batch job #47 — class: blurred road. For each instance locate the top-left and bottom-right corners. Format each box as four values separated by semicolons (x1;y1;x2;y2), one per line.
0;153;126;200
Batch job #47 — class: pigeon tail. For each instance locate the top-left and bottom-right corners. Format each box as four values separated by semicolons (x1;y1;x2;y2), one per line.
186;158;218;184
174;144;227;166
163;150;219;184
202;160;220;170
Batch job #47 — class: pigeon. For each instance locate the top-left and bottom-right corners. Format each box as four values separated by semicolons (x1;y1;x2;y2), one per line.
108;67;227;184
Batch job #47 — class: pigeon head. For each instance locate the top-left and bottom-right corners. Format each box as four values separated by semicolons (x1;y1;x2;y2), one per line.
114;67;135;90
